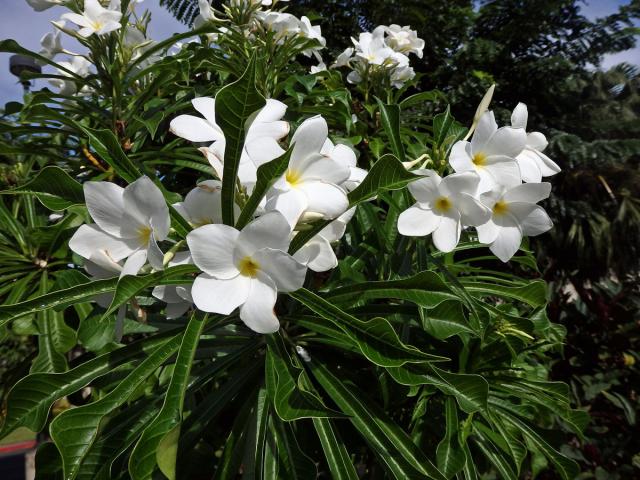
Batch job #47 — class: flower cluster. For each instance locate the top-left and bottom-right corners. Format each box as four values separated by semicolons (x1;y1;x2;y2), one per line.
398;103;560;261
332;24;424;88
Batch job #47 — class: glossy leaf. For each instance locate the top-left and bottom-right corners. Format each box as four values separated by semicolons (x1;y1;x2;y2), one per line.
1;166;84;210
215;53;266;225
375;99;405;161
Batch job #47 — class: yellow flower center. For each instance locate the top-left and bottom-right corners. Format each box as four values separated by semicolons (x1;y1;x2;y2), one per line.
138;226;151;245
285;169;302;186
472;152;487;167
492;200;509;216
238;256;260;277
434;196;453;213
92;21;104;31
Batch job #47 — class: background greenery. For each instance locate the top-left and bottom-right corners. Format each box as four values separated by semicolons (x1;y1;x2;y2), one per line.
0;0;638;478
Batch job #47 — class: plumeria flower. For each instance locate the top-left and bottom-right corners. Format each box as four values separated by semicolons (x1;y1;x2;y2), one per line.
476;182;553;262
397;170;491;252
376;24;425;58
39;28;64;62
62;0;123;38
449;111;526;193
69;176;170;270
256;11;301;40
511;103;561;183
152;252;194;318
293;208;356;272
265;116;350;227
170;97;288;189
49;56;92;96
194;0;218;27
173;180;239;227
299;16;326;56
321;139;367;192
187;211;306;333
390;64;416;88
353;31;396;66
331;47;354;68
26;0;67;11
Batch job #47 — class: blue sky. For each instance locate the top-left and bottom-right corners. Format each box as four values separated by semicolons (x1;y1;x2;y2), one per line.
0;0;638;105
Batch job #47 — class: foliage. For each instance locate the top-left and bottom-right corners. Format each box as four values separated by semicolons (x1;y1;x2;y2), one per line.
0;0;630;478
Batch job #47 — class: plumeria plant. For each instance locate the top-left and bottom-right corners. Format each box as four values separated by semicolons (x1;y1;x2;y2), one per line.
0;0;586;478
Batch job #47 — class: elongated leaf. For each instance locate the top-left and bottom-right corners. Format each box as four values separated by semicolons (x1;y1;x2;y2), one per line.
80;127;141;182
422;300;475;339
289;288;447;367
436;398;466;479
103;264;199;318
375;99;405;161
310;361;447;480
216;53;266;225
129;313;206;480
50;333;186;480
312;418;359;480
0;332;177;437
472;426;517;480
265;334;343;421
386;364;488;414
236;147;292;229
324;271;458;309
31;275;67;374
460;279;547;308
1;166;84;210
241;388;270;480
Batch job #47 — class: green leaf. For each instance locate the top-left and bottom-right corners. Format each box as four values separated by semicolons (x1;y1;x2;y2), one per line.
235;147;292;230
324;271;458;309
80;127;142;183
289;288;447;367
265;334;343;421
103;264;199;318
310;360;447;480
436;398;466;479
472;425;517;480
421;300;475;339
215;53;266;225
0;332;178;437
460;279;548;308
128;313;206;480
49;332;186;480
312;417;359;480
31;274;67;374
375;99;405;161
386;364;488;414
1;166;84;211
432;106;467;150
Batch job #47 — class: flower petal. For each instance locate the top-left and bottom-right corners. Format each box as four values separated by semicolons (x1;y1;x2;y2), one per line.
432;212;461;252
290;116;328;170
483;158;522;191
511;103;528;129
456;192;491;226
146;233;164;270
471;111;498;152
183;180;223;226
239;275;279;334
170;114;222;142
191;97;218;128
520;206;553;236
408;170;441;204
120;249;148;277
236;211;291;258
265;189;308;227
483;127;527;159
440;171;480;197
123;176;170;240
70;224;137;262
489;222;523;262
503;182;551;204
84;181;125;237
476;219;500;244
253;248;307;292
449;141;474;173
254;99;287;123
397;205;441;237
297;154;350;184
516;152;543;183
191;274;249;314
187;224;240;279
294;235;338;272
299;181;349;219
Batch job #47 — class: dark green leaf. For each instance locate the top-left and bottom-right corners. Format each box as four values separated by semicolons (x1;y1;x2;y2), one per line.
1;166;84;211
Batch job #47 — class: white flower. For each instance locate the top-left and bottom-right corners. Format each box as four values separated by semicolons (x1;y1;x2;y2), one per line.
26;0;67;12
170;97;289;189
378;24;424;58
265;116;350;227
397;171;491;252
173;180;240;226
194;0;218;27
49;56;92;96
293;207;356;272
187;211;306;333
39;28;64;61
511;103;561;183
320;139;367;192
449;111;526;193
390;64;415;88
69;176;170;270
61;0;122;37
298;16;325;56
256;11;300;40
152;251;194;318
332;47;354;68
476;182;553;262
353;31;396;66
